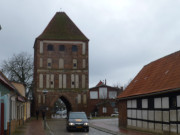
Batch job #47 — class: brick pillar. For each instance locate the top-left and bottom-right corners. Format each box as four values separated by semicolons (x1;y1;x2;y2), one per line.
118;100;127;128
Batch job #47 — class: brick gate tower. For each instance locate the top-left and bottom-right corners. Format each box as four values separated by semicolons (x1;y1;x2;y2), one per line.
33;12;89;116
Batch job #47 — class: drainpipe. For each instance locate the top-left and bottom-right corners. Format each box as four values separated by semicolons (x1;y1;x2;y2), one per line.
9;94;16;135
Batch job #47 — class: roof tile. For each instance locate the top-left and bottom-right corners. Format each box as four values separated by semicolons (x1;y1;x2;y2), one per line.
118;50;180;99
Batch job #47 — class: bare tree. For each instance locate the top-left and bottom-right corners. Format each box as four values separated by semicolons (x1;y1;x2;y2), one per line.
1;52;33;94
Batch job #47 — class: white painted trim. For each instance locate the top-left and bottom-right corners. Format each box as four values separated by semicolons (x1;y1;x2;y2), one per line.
43;40;86;45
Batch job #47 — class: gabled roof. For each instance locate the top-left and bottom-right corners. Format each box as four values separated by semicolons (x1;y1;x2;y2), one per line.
96;81;104;87
118;50;180;99
37;12;89;41
0;71;15;90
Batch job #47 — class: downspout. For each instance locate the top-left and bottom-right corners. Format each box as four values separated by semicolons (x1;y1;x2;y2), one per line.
9;94;16;135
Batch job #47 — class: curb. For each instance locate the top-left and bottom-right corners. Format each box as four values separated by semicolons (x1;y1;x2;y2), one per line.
89;123;124;135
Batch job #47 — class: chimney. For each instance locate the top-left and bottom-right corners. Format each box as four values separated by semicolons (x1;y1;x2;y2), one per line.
105;79;106;85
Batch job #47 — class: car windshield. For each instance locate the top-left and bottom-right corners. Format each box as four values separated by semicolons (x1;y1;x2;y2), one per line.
69;113;87;119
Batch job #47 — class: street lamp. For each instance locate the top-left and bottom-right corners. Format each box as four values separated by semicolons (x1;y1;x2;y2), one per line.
42;89;48;129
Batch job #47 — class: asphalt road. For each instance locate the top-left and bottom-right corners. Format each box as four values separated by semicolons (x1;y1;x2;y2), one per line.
46;119;113;135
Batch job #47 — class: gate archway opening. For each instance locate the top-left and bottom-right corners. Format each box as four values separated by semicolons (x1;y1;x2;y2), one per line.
52;96;72;118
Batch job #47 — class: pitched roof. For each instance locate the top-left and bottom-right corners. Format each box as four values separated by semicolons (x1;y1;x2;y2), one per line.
118;50;180;99
0;71;15;90
37;12;89;41
96;81;104;87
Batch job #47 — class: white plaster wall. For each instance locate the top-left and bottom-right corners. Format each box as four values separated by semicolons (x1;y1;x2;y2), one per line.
132;100;137;108
132;120;136;127
162;97;169;108
154;98;162;108
163;124;169;131
137;120;142;128
127;100;132;108
155;123;162;131
149;122;154;130
142;121;148;129
177;95;180;107
163;111;169;122
142;99;148;108
142;110;148;120
178;110;180;121
127;119;131;126
178;124;180;134
137;110;142;119
127;109;132;118
155;111;162;121
132;110;136;118
148;110;154;121
170;124;177;133
170;110;177;122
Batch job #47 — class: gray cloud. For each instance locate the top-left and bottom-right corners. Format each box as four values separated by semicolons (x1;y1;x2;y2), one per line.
0;0;180;88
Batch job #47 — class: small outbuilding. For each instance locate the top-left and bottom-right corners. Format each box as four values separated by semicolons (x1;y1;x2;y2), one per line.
117;50;180;134
88;80;123;117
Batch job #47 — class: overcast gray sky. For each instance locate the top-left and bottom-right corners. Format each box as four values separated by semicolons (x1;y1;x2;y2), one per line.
0;0;180;88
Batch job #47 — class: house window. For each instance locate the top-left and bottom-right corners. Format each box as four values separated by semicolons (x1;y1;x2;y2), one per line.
59;45;65;51
148;98;154;109
73;59;77;69
59;74;67;88
170;96;177;109
109;91;117;99
99;87;107;99
102;107;107;113
47;58;52;68
90;91;98;99
72;45;78;52
114;108;118;113
47;44;54;51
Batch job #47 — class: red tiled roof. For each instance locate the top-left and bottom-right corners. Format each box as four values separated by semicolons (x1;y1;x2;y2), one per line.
96;81;104;87
118;50;180;99
37;12;89;41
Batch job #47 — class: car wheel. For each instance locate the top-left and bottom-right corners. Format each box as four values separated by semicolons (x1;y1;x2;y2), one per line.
84;128;89;132
66;127;70;132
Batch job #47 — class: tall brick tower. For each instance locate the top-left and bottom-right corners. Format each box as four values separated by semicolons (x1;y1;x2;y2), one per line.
33;12;89;115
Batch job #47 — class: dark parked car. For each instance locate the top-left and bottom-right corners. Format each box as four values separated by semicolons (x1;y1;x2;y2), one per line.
66;112;89;132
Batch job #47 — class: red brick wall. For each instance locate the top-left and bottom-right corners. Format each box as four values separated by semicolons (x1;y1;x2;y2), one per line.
118;100;127;127
34;40;89;115
87;86;121;116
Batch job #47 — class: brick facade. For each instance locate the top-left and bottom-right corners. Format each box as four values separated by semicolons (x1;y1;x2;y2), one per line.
33;12;89;116
88;83;123;117
118;100;127;127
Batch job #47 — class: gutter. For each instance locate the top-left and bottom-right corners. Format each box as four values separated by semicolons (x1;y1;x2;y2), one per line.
117;87;180;101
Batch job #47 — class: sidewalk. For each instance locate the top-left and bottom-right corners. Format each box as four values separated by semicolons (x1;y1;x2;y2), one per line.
89;118;155;135
12;118;45;135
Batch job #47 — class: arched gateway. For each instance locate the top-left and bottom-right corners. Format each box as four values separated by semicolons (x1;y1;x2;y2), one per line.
33;12;89;117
